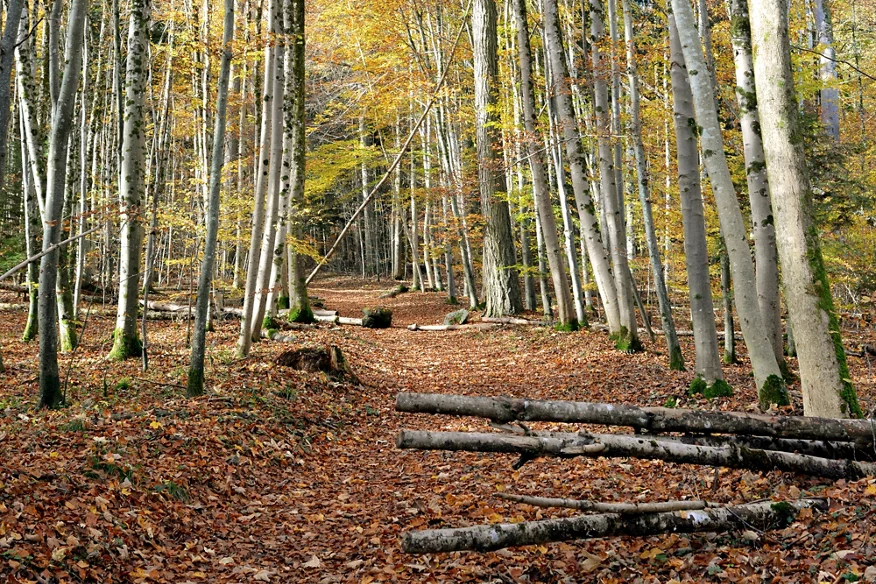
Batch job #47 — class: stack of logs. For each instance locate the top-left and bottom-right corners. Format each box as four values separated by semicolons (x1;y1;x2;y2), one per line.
395;392;876;554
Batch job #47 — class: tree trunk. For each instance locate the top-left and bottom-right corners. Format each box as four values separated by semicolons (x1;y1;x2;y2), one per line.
37;0;87;408
237;0;277;357
109;0;151;361
511;0;574;327
473;0;522;317
285;0;313;324
622;0;682;369
668;17;722;385
726;0;784;368
395;392;876;442
589;0;638;349
397;430;876;479
812;0;839;141
749;0;862;418
541;0;620;331
670;0;788;407
251;1;286;340
187;0;235;397
401;499;826;554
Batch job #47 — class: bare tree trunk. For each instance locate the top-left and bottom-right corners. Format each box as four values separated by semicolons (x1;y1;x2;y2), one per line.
512;0;574;328
670;0;788;406
591;0;638;350
622;0;682;369
38;0;87;408
285;0;313;324
237;0;277;357
750;0;862;418
543;0;620;332
812;0;839;140
668;17;722;387
726;0;785;369
188;0;235;397
109;0;151;361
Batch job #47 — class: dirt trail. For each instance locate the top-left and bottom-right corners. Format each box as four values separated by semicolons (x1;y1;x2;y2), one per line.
0;278;874;583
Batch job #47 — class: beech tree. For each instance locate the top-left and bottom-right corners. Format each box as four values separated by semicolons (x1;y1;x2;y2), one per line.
110;0;151;360
750;0;862;418
670;0;788;407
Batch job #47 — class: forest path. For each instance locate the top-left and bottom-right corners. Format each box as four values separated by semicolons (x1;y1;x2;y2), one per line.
0;278;875;582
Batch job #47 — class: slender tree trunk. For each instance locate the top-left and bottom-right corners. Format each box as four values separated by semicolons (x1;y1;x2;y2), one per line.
726;0;785;369
512;0;574;327
21;109;39;342
251;2;286;339
0;0;23;194
721;248;737;364
38;0;88;408
590;0;639;350
622;0;682;369
812;0;839;141
671;0;788;406
285;0;313;324
237;0;277;357
188;0;235;396
110;0;151;360
750;0;861;418
543;0;620;332
669;16;723;387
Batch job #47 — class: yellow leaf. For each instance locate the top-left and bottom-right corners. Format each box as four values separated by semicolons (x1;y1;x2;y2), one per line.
866;484;876;496
150;421;162;429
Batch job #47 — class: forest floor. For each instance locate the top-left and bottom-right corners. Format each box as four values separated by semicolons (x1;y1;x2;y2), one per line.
1;276;876;583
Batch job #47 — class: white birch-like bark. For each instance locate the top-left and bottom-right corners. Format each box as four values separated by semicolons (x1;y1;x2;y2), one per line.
726;0;784;367
670;0;787;404
236;0;277;357
542;0;621;332
512;0;575;327
188;0;235;396
749;0;861;417
590;0;638;349
622;0;683;369
250;0;286;339
110;0;151;360
37;0;88;407
812;0;839;140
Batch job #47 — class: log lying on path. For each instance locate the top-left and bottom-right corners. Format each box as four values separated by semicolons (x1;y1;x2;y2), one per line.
401;498;826;554
407;323;504;332
495;493;718;514
481;317;549;326
396;430;876;479
396;392;876;444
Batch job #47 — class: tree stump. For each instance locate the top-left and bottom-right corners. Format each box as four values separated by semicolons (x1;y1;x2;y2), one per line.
274;345;359;383
362;307;392;328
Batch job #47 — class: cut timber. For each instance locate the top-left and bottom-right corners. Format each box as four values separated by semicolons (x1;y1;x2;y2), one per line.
338;316;363;326
396;430;876;479
407;323;504;332
395;392;876;443
314;314;339;323
489;421;876;461
313;309;338;317
481;317;548;326
495;493;718;513
401;499;826;553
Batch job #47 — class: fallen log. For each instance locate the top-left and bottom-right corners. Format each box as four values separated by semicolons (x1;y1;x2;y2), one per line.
313;309;338;317
407;323;504;332
396;430;876;479
314;313;339;323
402;498;825;554
495;493;718;514
395;392;876;444
481;317;548;326
488;421;876;462
339;316;363;326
